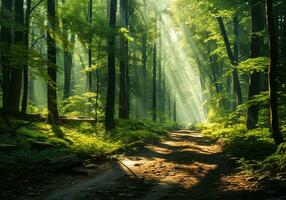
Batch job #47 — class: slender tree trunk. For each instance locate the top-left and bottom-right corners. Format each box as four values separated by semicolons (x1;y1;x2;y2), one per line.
87;0;93;92
152;44;157;122
63;34;75;99
1;0;12;122
8;0;24;113
168;90;171;120
173;97;177;122
217;16;243;106
247;0;264;130
105;0;117;130
21;0;32;114
119;0;129;118
47;0;60;125
142;0;147;119
266;0;284;145
158;15;163;123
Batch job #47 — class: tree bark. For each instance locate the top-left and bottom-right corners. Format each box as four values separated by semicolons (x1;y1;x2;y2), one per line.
87;0;93;92
63;34;75;99
105;0;117;130
217;16;243;106
8;0;24;113
247;0;264;130
47;0;60;125
1;0;13;121
152;44;157;122
266;0;284;145
173;97;177;122
141;0;147;119
119;0;129;119
21;0;32;114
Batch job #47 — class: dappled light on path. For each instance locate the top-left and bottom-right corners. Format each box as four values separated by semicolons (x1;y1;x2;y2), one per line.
43;130;262;200
118;130;221;191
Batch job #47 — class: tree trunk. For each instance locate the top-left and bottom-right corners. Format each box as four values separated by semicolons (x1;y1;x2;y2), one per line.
105;0;117;130
266;0;284;145
247;0;264;130
217;16;243;106
141;0;147;119
47;0;60;125
63;34;75;99
119;0;129;119
1;0;13;121
173;97;177;122
152;44;157;122
8;0;24;114
87;0;93;92
21;0;32;114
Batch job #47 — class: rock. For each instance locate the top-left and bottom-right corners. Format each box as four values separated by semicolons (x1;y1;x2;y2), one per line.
50;155;82;171
30;141;55;150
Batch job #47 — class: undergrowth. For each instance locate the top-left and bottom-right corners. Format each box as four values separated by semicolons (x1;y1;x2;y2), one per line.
199;122;286;176
0;119;178;171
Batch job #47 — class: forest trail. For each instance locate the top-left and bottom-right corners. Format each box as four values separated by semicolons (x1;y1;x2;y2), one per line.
43;130;270;200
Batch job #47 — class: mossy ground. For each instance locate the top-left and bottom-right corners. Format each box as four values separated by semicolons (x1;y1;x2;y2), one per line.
198;122;286;180
0;118;179;171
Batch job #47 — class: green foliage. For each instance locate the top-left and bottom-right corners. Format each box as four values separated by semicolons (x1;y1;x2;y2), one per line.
201;123;276;160
238;57;269;73
0;120;176;171
62;93;103;119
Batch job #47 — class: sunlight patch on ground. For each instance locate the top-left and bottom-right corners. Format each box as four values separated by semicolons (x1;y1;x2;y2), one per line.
145;145;173;155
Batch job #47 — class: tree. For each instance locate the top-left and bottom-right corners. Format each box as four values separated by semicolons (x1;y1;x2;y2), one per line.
8;0;24;113
105;0;117;130
119;0;129;119
47;0;60;124
21;0;32;114
152;44;157;122
1;0;12;120
266;0;284;145
141;0;148;119
217;16;243;106
87;0;93;92
246;0;264;130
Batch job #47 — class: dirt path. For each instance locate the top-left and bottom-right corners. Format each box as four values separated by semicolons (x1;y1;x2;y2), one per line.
42;130;280;200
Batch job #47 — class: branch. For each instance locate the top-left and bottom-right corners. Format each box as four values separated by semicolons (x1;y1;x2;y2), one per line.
29;0;45;15
30;34;45;49
146;48;153;59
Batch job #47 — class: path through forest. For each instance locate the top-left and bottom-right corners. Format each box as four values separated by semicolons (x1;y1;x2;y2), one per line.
42;130;282;200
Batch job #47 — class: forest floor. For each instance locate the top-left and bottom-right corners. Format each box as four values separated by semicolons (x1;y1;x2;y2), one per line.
1;130;286;200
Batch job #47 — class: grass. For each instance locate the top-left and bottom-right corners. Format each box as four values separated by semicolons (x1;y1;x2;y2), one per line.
0;119;178;171
199;122;286;177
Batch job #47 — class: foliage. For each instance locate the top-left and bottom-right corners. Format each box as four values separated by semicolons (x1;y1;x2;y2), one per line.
238;57;269;73
61;92;103;119
0;119;176;171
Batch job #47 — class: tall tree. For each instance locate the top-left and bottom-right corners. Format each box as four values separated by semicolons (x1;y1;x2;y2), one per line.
217;16;243;106
8;0;24;113
1;0;12;120
152;44;157;121
266;0;284;145
119;0;129;119
141;0;148;118
246;0;264;129
21;0;32;114
105;0;117;130
87;0;93;92
47;0;60;124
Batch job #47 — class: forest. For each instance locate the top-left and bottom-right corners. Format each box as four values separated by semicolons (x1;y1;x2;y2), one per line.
0;0;286;199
